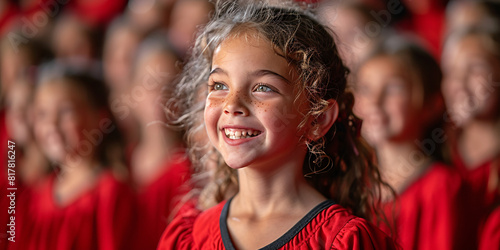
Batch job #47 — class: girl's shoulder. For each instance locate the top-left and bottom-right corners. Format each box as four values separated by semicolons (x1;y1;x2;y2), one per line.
157;199;224;250
287;202;397;249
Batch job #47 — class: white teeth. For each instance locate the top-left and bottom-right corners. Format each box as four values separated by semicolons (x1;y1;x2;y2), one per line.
223;128;262;139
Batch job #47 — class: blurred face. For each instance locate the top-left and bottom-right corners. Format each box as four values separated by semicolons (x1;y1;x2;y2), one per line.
33;81;99;164
204;34;309;169
131;52;177;122
103;27;141;92
322;6;372;68
169;0;212;53
52;17;92;60
5;82;32;145
1;44;29;95
355;55;420;145
442;35;500;126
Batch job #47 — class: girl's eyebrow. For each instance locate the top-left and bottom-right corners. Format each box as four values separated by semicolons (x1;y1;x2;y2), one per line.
209;68;291;84
251;69;291;84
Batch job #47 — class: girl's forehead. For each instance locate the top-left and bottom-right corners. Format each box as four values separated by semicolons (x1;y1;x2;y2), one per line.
211;34;297;83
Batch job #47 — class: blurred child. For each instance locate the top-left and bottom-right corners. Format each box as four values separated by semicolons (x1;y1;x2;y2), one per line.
353;36;471;249
317;0;378;71
445;0;500;36
0;35;50;102
14;70;134;250
103;16;143;154
158;2;396;249
50;13;102;76
442;24;500;248
125;0;170;36
128;34;191;250
5;77;49;187
166;0;214;59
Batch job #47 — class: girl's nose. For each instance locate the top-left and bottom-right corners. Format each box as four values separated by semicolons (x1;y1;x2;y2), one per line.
223;92;249;116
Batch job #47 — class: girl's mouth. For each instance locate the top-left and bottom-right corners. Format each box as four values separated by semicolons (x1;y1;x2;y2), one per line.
223;128;262;139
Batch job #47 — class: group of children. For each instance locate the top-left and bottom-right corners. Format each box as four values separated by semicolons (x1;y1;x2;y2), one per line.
1;0;499;249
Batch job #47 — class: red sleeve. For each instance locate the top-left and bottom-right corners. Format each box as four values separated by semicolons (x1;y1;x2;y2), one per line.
157;201;201;250
96;175;135;250
479;207;500;250
332;218;398;250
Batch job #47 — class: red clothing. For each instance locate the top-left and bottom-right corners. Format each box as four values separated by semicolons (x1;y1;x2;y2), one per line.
11;171;134;250
394;2;446;59
132;154;191;250
66;0;127;26
378;162;473;250
158;199;396;249
452;150;499;209
0;3;18;36
479;205;500;250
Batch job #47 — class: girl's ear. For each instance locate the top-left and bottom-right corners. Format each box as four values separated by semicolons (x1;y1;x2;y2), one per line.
308;99;339;141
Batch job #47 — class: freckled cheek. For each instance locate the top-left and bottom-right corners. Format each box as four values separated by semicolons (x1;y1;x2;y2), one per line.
204;99;224;140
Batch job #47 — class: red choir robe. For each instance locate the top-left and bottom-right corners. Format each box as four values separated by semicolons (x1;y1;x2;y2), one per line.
158;198;397;249
480;205;500;250
10;171;134;250
132;153;191;250
378;162;474;250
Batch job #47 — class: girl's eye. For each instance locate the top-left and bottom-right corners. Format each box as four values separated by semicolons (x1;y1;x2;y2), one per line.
212;82;228;91
255;84;274;92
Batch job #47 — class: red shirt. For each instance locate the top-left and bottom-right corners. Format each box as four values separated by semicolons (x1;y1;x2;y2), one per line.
11;171;134;250
378;162;474;250
480;205;500;250
158;199;396;249
132;154;191;250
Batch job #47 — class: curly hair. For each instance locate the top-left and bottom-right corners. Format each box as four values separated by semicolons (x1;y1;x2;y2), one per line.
166;0;392;222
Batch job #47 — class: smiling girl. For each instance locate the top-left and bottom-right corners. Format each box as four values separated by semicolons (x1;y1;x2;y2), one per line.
158;1;395;249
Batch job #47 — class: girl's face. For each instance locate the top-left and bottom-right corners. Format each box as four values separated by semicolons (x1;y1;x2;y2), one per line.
442;35;500;126
33;81;99;164
204;34;309;170
355;55;420;145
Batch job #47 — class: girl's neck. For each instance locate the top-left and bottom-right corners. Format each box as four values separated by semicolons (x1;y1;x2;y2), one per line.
376;141;431;195
20;142;48;186
140;124;178;148
132;124;181;186
54;157;101;206
233;151;325;218
459;120;500;168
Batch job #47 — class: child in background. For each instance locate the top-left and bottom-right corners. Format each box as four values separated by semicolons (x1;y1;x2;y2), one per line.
166;0;214;59
128;34;191;250
5;77;50;187
445;0;500;37
317;0;378;72
353;36;472;250
13;70;134;250
50;14;102;76
158;2;395;249
103;16;143;157
441;25;500;249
